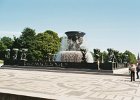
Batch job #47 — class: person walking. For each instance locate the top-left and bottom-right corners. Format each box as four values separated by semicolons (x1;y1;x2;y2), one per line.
129;64;136;81
136;63;140;79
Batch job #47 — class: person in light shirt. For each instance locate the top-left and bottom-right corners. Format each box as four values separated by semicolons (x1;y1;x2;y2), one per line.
129;64;136;82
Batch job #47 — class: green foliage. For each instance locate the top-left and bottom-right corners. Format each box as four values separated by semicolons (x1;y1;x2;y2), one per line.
102;51;108;62
113;50;123;63
1;27;136;63
1;36;13;49
12;28;61;61
93;49;101;61
21;27;36;39
12;27;37;61
20;27;36;48
0;37;12;59
117;52;123;63
60;37;63;42
35;30;61;60
0;41;7;59
123;50;137;64
101;49;136;64
0;41;6;51
12;36;22;48
12;27;36;49
27;50;43;61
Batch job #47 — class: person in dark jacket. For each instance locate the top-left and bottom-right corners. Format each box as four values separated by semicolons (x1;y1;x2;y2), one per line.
136;63;140;79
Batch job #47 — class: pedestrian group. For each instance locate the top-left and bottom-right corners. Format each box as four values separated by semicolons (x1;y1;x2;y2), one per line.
129;63;140;82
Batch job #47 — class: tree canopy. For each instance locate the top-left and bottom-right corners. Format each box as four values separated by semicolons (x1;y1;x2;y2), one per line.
0;41;6;51
1;36;13;49
123;50;137;64
92;48;137;64
11;27;61;61
0;27;137;63
35;30;60;60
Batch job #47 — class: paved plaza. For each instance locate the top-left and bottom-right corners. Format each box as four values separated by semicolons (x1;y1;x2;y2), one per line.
0;69;140;100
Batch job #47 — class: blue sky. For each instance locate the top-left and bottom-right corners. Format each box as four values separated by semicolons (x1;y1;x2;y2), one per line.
0;0;140;56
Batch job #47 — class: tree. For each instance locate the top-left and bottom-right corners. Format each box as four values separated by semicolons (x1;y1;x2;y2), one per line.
123;50;136;64
35;30;61;60
12;36;22;48
1;36;13;49
20;27;36;48
93;49;100;62
0;40;7;59
21;27;36;60
12;27;37;61
44;30;61;53
12;28;61;61
0;41;6;51
102;51;108;62
22;27;36;37
117;52;123;63
12;27;36;49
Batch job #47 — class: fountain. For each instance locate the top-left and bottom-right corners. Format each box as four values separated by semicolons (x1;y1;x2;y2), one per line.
55;31;94;63
2;31;127;71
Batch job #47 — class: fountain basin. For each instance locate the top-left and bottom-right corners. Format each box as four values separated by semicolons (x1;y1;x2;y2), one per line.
55;51;94;63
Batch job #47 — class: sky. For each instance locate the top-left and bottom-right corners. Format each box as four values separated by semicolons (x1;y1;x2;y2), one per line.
0;0;140;56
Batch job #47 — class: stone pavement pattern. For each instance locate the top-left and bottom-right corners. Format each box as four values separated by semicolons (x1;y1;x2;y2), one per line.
0;69;140;100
